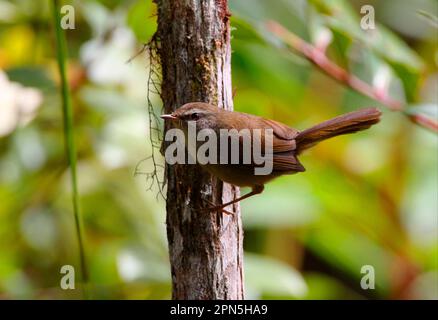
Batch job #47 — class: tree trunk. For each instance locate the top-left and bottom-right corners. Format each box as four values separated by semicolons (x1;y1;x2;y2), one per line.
155;0;244;299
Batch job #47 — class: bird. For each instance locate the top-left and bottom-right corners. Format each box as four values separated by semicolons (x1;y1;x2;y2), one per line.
161;102;381;213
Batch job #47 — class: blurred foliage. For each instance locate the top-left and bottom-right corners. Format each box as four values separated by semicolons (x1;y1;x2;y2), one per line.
0;0;437;300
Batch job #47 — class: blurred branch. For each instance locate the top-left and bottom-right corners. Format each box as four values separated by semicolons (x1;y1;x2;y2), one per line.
407;113;438;132
266;21;438;133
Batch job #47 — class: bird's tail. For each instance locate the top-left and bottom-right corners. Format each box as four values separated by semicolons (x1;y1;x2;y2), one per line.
295;108;381;154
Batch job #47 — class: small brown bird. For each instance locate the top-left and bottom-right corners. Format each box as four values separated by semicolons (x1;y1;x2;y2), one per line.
161;102;381;213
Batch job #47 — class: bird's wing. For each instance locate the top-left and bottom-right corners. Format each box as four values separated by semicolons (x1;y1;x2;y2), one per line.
271;151;305;172
241;114;299;153
262;118;299;140
257;117;303;172
221;111;303;173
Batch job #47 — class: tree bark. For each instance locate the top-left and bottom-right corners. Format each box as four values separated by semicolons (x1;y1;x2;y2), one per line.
155;0;244;299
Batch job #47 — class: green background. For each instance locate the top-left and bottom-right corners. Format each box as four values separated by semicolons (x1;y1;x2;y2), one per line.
0;0;437;299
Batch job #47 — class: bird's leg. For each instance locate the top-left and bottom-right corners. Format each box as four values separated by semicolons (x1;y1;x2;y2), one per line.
203;198;234;215
203;185;265;214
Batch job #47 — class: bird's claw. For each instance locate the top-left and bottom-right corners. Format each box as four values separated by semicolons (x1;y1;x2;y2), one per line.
202;199;234;215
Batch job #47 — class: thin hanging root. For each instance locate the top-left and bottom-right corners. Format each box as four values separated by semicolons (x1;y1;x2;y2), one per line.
137;33;167;200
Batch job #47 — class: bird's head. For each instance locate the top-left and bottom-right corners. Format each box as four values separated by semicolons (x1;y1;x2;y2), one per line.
161;102;222;132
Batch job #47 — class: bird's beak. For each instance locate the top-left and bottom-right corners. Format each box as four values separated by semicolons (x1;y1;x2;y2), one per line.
160;114;178;120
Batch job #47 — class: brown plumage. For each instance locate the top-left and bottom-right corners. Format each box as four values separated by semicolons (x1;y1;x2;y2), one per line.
294;107;381;154
161;102;381;213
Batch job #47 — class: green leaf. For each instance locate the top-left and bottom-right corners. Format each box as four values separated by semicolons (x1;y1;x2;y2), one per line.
241;176;320;228
126;0;157;43
231;16;265;44
417;10;438;29
309;0;423;102
304;273;363;299
6;67;55;91
305;219;393;296
245;253;307;298
387;62;419;102
314;0;423;68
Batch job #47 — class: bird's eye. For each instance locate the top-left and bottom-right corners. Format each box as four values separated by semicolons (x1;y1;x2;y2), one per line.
190;113;199;120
